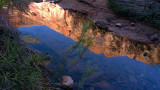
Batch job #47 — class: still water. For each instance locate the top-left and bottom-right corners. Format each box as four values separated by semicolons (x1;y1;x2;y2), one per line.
18;25;160;90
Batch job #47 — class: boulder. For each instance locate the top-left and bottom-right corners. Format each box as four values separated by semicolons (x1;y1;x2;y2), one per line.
60;76;74;89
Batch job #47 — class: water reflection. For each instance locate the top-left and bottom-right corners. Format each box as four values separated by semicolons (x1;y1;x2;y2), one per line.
18;25;160;89
21;35;40;44
8;9;160;64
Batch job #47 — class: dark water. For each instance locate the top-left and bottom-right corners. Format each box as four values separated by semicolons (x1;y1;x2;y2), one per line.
18;25;160;90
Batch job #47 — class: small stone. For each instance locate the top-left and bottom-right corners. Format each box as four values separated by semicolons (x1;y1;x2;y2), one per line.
150;34;159;41
60;76;74;89
131;22;135;26
116;23;122;27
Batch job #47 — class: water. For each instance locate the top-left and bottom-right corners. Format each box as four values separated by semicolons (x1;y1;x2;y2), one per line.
18;25;160;90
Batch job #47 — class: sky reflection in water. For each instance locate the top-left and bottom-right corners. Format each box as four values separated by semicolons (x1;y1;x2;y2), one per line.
18;25;160;90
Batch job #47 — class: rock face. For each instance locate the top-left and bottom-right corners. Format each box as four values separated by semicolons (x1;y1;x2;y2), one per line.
6;2;160;64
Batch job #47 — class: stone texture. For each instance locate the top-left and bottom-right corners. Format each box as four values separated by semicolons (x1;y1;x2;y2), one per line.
60;76;74;89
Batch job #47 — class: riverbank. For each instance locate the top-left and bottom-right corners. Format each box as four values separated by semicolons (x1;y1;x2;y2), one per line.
0;18;57;89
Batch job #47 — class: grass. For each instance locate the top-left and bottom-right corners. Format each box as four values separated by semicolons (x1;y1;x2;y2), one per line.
0;27;56;89
0;1;58;89
107;0;160;29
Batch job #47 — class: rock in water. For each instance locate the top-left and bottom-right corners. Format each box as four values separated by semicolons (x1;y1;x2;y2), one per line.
60;76;74;89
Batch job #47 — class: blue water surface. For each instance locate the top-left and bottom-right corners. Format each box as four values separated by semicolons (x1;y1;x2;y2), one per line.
18;25;160;90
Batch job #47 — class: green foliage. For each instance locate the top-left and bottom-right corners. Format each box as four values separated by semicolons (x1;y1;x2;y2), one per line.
63;21;98;89
0;0;8;9
65;21;94;58
107;0;160;29
0;27;52;89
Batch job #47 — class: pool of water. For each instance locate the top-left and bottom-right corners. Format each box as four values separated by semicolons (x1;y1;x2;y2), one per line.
18;25;160;90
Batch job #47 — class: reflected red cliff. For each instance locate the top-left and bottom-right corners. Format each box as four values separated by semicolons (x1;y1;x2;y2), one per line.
3;2;160;64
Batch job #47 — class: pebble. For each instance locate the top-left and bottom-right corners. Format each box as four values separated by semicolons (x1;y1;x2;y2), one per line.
131;22;135;26
116;23;122;27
